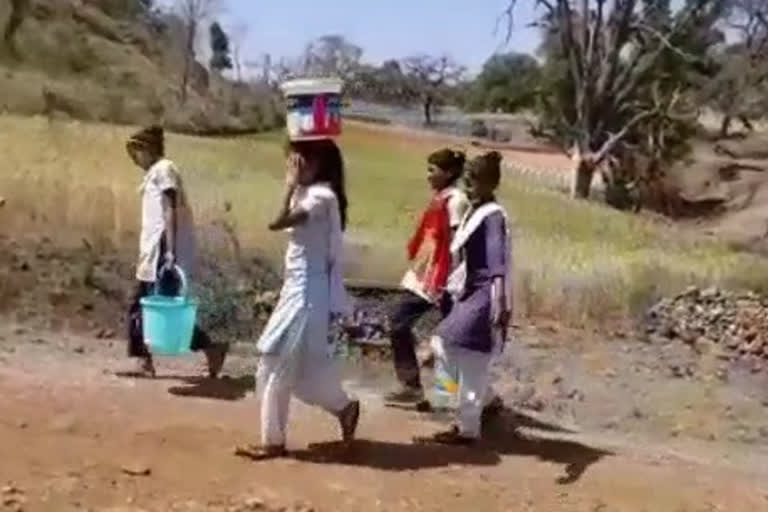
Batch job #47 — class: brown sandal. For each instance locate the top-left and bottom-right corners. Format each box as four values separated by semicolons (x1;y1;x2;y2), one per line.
413;426;476;446
139;356;156;379
234;443;287;461
338;400;360;443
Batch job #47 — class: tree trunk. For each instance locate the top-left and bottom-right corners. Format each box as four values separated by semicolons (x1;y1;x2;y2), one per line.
720;115;732;138
570;152;595;199
180;22;197;104
3;0;29;59
233;47;242;83
423;96;433;125
740;115;754;132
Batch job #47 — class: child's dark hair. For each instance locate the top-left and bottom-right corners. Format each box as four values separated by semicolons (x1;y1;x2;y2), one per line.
428;148;466;185
470;151;503;188
288;139;348;230
127;125;165;156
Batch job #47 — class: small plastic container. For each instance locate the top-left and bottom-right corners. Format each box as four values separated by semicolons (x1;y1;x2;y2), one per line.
280;78;343;141
432;358;459;410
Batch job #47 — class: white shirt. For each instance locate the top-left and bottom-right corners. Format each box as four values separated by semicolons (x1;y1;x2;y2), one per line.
445;187;470;230
136;158;197;282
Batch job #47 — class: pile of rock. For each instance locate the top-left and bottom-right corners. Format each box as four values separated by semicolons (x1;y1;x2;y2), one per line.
250;286;444;350
645;286;768;364
252;287;398;345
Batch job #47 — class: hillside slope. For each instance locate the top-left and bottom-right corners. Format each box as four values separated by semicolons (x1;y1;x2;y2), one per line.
0;0;281;133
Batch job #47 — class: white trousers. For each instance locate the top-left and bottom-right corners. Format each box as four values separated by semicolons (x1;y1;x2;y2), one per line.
431;336;493;439
257;348;350;446
433;343;501;409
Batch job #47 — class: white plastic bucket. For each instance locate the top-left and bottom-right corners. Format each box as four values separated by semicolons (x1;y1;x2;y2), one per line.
280;78;343;141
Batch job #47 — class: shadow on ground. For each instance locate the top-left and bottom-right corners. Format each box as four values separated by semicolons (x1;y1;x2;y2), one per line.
486;427;610;484
115;370;610;482
290;407;611;483
114;371;255;401
167;375;256;401
291;439;501;470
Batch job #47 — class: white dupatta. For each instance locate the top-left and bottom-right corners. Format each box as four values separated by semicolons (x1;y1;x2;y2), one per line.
446;201;513;315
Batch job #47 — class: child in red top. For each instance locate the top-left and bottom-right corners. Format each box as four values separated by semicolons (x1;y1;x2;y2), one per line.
385;148;469;405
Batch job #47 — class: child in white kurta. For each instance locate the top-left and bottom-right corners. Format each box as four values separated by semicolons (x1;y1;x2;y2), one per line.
125;125;227;379
236;140;359;460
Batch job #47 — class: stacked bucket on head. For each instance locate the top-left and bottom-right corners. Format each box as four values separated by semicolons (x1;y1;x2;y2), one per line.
280;78;344;141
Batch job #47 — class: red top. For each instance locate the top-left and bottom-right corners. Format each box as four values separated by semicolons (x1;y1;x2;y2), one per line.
406;192;453;300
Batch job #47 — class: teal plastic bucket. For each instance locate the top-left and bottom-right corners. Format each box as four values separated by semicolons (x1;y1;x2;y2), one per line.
140;266;198;356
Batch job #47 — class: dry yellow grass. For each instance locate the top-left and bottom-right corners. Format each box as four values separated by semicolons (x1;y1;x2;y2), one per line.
2;114;768;326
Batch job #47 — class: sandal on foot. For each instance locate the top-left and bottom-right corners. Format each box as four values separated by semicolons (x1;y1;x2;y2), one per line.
415;399;433;413
338;400;360;442
205;342;229;379
413;426;476;446
482;395;505;421
138;357;156;379
234;443;287;461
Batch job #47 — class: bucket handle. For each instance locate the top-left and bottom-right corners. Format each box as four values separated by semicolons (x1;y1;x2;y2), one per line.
154;264;188;299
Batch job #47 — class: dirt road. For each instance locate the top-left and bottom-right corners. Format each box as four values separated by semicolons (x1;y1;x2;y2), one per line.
1;326;767;512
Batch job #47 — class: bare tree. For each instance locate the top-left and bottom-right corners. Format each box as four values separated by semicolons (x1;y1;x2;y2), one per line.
176;0;221;103
348;60;418;105
302;35;363;81
707;0;768;136
504;0;727;199
229;22;249;83
402;55;465;125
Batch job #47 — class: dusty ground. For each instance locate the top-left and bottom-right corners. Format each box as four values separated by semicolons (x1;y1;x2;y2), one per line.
3;125;768;511
3;218;768;511
1;320;767;512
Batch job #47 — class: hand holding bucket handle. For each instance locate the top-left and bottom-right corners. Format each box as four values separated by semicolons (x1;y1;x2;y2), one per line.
155;264;189;299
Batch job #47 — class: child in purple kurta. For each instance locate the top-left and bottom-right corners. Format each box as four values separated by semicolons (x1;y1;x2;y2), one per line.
416;151;512;445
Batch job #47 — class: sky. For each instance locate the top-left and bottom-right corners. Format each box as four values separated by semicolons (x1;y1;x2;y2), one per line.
215;0;544;74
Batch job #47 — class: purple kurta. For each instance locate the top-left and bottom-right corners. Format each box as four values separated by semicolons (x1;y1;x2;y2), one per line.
436;210;507;353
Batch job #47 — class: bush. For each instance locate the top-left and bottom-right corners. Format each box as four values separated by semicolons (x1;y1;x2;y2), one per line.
67;34;101;74
470;119;489;138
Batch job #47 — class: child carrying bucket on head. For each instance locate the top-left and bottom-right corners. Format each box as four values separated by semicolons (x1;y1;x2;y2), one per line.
415;151;512;446
124;125;228;378
384;148;469;407
234;138;359;461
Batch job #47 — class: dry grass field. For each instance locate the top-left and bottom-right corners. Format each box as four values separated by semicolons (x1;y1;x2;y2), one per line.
2;114;768;326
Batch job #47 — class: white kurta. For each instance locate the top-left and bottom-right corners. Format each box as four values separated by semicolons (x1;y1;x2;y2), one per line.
256;182;352;446
136;158;197;282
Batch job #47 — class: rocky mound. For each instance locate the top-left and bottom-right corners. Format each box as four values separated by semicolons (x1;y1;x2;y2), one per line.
645;286;768;365
0;0;281;134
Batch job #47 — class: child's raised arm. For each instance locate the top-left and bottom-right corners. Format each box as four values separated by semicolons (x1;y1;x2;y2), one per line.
268;154;309;231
